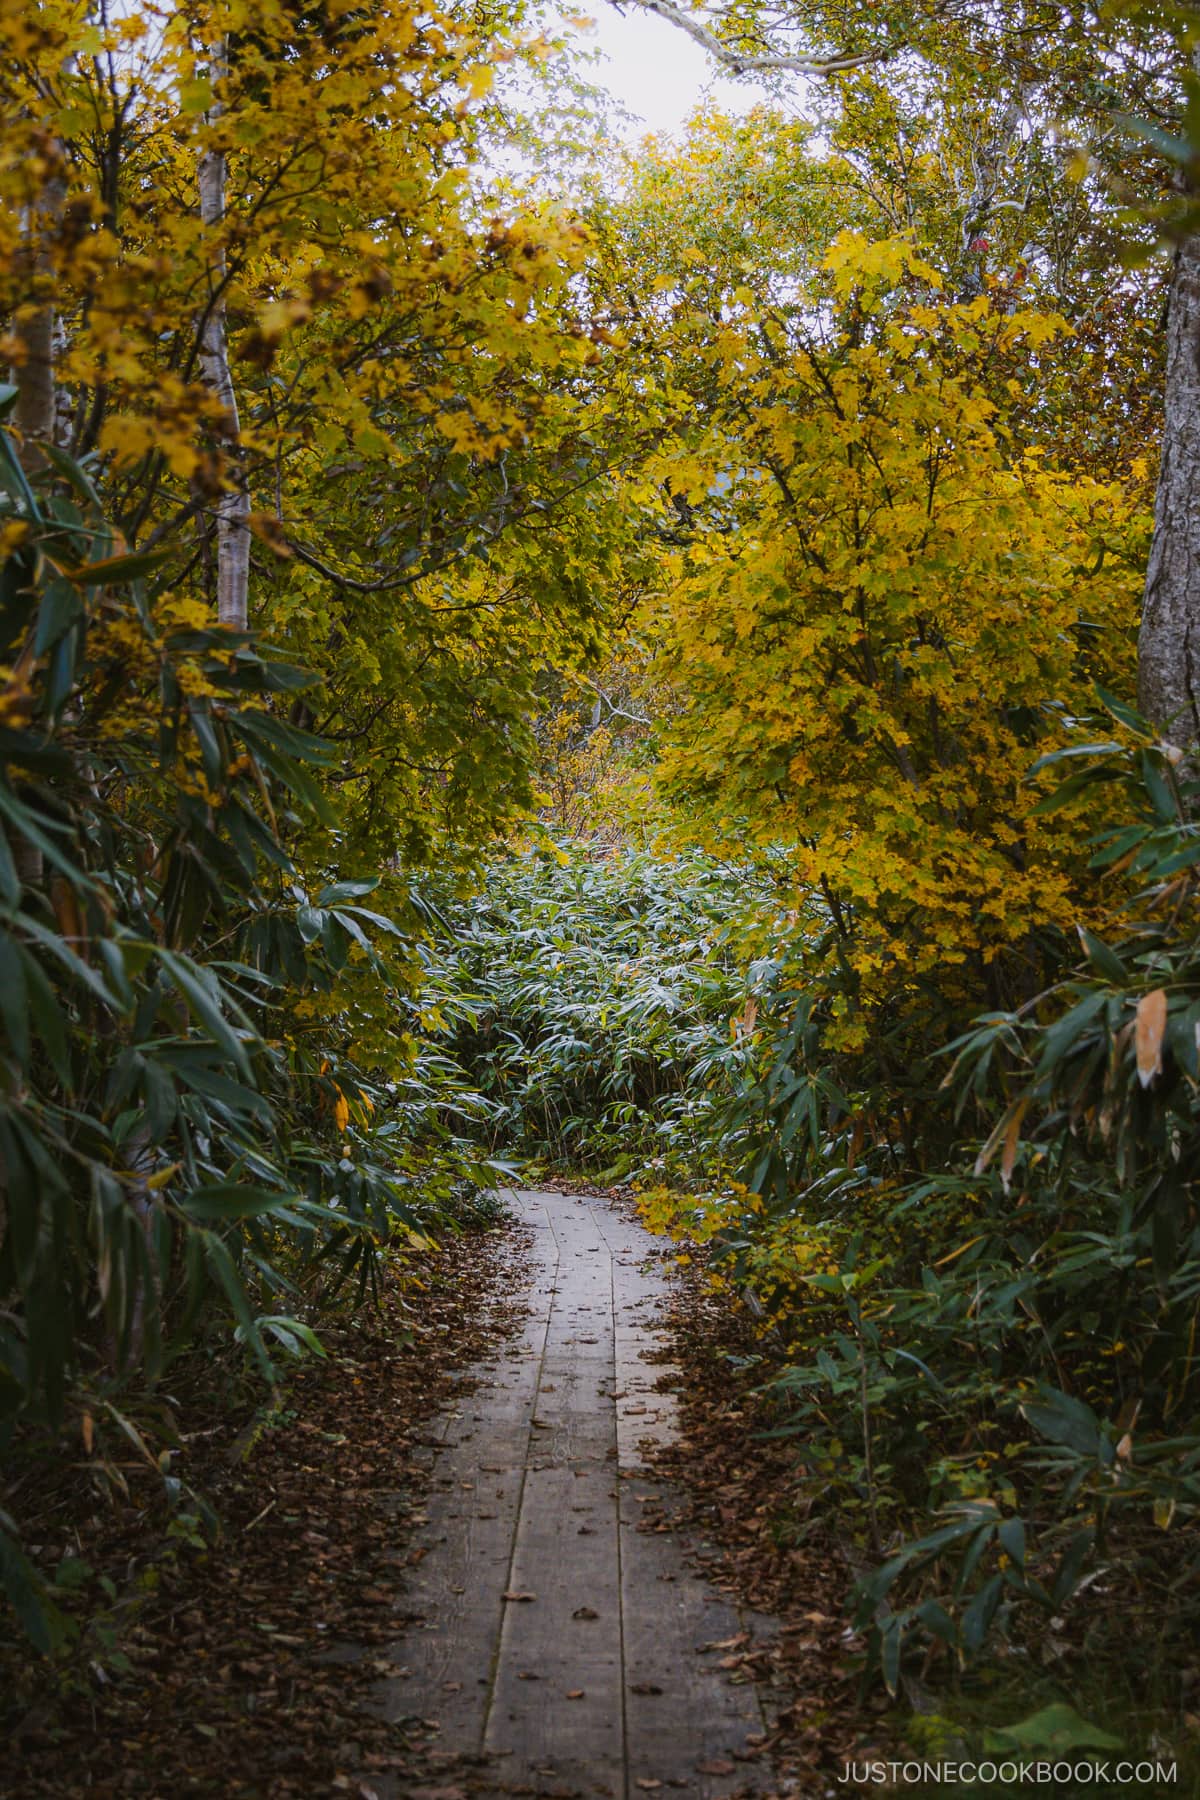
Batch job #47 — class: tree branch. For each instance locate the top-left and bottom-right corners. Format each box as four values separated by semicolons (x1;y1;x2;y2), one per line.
619;0;884;76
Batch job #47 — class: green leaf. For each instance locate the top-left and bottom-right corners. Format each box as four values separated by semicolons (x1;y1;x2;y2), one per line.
181;1184;299;1221
19;942;70;1084
1140;749;1179;823
984;1702;1122;1755
997;1515;1025;1570
1076;926;1128;985
316;878;380;904
0;930;29;1067
0;1522;66;1656
0;789;91;891
38;441;103;509
1028;740;1123;777
19;914;125;1012
0;820;18;909
1114;113;1196;167
338;904;404;937
201;1232;275;1379
1037;989;1108;1069
1094;683;1150;736
65;546;173;586
257;1315;326;1357
296;905;328;945
158;950;253;1078
1022;1389;1102;1458
959;1572;1003;1656
33;579;83;655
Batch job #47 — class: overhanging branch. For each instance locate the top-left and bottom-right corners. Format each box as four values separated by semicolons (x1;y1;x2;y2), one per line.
621;0;885;76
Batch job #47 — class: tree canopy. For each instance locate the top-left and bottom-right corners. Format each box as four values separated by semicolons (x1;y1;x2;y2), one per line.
3;0;1199;1772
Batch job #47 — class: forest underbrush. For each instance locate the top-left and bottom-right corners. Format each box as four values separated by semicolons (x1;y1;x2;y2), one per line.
0;1210;531;1797
435;830;1200;1786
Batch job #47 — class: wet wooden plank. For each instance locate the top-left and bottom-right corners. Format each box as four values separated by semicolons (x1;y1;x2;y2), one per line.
371;1188;776;1799
485;1463;624;1798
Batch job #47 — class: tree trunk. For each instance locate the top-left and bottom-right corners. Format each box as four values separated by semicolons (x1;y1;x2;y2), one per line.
198;47;250;633
1138;225;1200;750
10;175;65;894
12;264;57;472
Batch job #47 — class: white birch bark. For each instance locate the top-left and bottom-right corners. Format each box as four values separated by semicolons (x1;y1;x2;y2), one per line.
198;44;250;632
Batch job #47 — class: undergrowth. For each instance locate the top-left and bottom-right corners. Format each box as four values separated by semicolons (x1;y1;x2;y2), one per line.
426;786;1200;1767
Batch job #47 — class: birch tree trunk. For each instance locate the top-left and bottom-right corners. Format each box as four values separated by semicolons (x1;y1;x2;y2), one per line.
1137;223;1200;751
12;249;57;473
198;46;250;633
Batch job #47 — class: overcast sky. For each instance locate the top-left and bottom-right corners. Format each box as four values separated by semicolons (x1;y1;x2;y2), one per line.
563;5;770;139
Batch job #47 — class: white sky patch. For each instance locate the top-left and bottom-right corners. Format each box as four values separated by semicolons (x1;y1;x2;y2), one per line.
563;6;769;140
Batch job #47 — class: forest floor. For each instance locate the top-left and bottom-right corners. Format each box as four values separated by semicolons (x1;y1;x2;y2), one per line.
1;1187;876;1800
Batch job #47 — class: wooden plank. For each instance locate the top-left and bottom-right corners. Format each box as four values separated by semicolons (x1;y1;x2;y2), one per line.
601;1204;772;1795
371;1193;559;1753
367;1188;777;1800
484;1464;624;1798
484;1189;624;1797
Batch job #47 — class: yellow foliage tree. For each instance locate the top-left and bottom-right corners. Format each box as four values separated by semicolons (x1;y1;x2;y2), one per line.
1;0;631;869
643;232;1149;1044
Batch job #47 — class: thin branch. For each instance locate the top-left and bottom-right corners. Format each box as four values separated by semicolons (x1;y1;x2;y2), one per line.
622;0;886;76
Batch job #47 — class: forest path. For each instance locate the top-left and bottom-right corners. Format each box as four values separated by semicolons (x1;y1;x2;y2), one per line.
374;1188;774;1799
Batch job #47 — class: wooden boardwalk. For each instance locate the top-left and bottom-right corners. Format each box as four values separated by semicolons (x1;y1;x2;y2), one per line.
375;1188;774;1798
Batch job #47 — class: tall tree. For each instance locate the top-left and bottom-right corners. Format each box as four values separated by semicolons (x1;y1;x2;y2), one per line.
196;37;249;632
619;0;1191;736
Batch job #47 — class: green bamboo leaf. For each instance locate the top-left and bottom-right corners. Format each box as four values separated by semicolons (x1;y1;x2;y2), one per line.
158;950;253;1078
182;1184;299;1221
1076;926;1128;985
0;1521;67;1656
201;1232;275;1379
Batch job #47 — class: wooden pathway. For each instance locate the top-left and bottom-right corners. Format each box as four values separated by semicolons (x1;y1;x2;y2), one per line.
375;1188;774;1798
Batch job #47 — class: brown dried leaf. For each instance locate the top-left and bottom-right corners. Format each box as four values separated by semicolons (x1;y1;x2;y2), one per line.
999;1099;1029;1193
1136;988;1168;1088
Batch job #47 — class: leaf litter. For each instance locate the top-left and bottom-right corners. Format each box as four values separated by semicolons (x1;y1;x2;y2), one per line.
1;1223;536;1798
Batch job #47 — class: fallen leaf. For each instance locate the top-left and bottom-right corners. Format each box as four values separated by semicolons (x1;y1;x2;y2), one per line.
502;1591;537;1602
635;1781;662;1792
630;1682;663;1695
566;1689;585;1700
696;1760;735;1776
572;1605;599;1620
